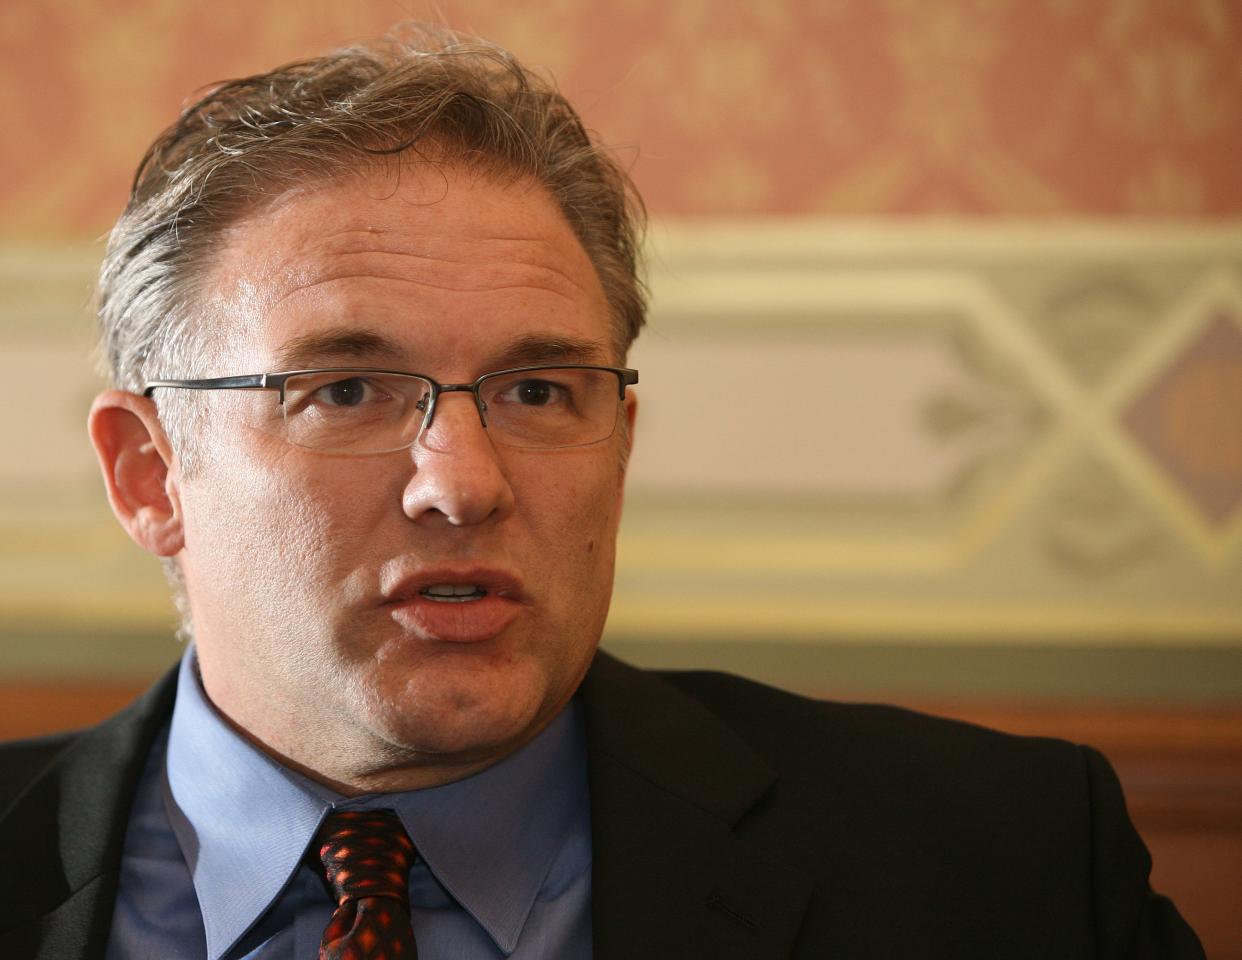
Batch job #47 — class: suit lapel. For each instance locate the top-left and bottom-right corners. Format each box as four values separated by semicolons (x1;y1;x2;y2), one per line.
581;653;812;960
0;670;177;960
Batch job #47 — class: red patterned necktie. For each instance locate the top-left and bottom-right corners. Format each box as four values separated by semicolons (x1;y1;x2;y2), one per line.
316;809;419;960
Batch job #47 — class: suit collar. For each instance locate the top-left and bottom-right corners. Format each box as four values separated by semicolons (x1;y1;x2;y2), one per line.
166;648;592;960
0;668;178;958
581;652;813;960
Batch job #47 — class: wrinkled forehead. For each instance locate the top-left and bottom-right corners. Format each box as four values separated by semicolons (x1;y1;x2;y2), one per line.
192;165;615;371
207;165;600;311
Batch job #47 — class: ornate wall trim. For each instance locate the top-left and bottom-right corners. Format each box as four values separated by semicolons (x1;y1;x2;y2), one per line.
1;223;1239;663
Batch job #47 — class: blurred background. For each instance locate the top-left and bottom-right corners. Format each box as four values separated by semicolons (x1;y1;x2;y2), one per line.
1;0;1239;953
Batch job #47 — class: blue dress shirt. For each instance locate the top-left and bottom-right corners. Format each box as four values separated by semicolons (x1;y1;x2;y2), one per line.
105;649;593;959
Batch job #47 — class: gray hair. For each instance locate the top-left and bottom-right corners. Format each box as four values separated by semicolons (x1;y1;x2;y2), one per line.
95;24;647;636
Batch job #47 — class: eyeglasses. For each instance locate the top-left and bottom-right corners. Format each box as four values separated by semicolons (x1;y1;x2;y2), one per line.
143;364;638;454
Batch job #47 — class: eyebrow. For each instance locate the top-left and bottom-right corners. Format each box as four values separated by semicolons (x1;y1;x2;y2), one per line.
486;334;612;369
275;329;405;369
273;327;612;373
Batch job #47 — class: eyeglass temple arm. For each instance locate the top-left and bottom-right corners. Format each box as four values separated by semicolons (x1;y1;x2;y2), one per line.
142;375;270;397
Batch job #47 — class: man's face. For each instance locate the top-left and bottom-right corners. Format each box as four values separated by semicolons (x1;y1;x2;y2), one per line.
173;165;633;787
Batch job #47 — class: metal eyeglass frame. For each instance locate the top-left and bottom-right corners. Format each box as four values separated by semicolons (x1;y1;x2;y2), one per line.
142;363;639;447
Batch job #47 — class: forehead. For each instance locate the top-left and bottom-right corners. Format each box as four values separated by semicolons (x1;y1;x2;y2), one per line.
200;164;614;369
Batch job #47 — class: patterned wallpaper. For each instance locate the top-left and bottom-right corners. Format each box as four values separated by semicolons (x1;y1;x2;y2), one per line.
1;0;1239;684
2;0;1242;236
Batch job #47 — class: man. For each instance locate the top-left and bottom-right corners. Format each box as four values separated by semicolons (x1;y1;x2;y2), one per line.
0;25;1203;960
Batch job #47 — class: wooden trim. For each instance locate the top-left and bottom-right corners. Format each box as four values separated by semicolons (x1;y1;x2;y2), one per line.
0;682;149;740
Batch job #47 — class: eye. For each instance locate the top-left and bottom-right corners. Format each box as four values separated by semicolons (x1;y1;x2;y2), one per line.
485;369;587;417
513;379;556;406
317;377;373;407
282;372;411;425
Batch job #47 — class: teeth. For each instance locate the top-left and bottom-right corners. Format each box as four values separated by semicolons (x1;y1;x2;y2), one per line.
425;584;482;596
421;584;486;601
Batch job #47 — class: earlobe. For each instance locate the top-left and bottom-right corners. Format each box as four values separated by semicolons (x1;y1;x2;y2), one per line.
88;391;185;557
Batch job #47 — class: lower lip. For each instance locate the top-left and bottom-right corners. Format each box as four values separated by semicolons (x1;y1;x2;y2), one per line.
387;593;521;643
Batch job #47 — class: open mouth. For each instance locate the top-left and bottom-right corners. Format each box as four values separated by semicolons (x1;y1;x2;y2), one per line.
419;584;488;603
388;573;522;641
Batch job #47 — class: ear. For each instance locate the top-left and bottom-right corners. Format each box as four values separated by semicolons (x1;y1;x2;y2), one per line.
619;390;638;477
88;390;185;557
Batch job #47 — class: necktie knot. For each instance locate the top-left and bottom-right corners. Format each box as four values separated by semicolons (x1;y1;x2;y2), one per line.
316;809;416;906
315;810;419;958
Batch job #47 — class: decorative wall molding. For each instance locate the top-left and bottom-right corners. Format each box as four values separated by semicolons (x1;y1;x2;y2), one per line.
1;223;1240;658
617;222;1242;642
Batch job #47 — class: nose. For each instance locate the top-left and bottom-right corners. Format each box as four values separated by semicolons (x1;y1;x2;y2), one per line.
401;391;515;527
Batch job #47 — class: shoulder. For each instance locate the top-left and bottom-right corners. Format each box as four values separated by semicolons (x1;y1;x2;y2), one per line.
0;669;178;817
628;662;1127;893
630;666;1146;946
588;655;1096;828
643;664;1204;956
0;730;82;813
654;664;1087;783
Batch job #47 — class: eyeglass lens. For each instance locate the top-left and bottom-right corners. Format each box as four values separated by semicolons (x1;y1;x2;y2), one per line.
280;368;624;453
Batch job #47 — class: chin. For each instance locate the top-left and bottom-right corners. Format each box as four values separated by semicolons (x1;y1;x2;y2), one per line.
365;659;559;762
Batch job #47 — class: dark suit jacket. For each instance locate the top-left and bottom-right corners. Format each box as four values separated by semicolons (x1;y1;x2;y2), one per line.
0;651;1204;959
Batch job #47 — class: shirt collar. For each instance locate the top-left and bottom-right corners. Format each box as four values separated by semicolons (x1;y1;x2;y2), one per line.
165;646;590;959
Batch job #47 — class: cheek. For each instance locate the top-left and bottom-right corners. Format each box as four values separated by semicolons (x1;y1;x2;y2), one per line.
525;459;623;576
257;468;397;577
182;442;390;593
